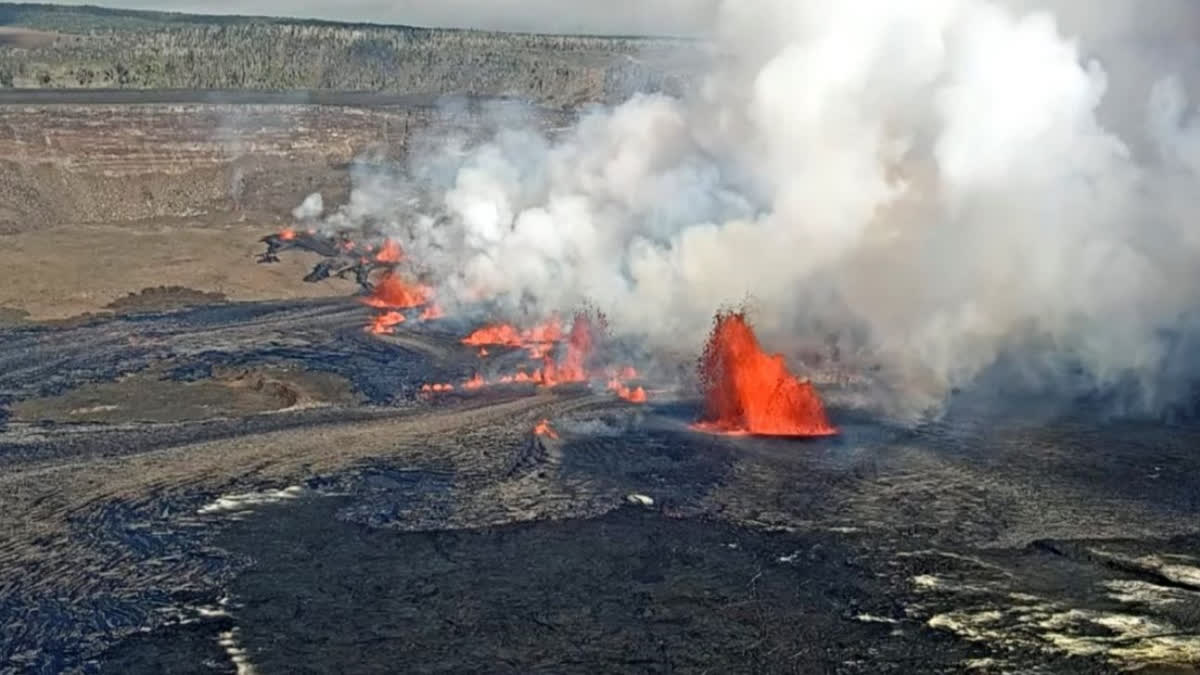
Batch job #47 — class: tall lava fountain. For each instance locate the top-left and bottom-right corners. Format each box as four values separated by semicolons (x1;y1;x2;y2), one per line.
696;312;837;437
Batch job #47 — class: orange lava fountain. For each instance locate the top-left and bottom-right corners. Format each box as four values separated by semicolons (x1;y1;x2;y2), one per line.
362;272;432;310
374;238;404;263
557;313;594;383
694;312;837;437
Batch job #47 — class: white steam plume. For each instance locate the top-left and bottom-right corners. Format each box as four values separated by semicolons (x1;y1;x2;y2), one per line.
292;192;325;222
305;0;1200;418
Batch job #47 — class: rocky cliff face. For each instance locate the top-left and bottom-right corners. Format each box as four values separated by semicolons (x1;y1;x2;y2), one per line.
0;100;577;229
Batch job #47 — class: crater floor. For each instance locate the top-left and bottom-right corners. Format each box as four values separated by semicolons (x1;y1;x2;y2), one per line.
2;296;1199;674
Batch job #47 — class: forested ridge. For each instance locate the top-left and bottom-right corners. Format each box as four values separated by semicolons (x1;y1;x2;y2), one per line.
0;3;699;105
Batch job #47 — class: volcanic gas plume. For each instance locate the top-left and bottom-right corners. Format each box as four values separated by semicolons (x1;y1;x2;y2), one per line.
695;312;837;438
282;0;1200;420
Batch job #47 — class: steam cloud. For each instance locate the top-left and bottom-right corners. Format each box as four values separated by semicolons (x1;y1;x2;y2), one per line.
304;0;1200;419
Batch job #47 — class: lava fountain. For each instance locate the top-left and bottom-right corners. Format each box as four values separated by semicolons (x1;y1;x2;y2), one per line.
694;311;837;437
361;272;432;310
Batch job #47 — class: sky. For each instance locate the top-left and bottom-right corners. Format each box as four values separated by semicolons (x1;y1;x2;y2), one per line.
38;0;719;35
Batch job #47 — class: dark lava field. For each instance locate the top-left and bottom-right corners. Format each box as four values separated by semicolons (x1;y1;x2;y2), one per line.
2;291;1200;674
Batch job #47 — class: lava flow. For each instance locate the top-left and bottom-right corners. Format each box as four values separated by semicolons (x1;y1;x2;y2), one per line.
368;310;405;334
694;311;837;437
361;271;445;334
422;311;646;404
462;318;563;358
261;227;644;403
362;272;432;310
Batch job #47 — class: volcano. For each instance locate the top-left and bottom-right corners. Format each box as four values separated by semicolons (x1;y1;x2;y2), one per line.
695;311;837;438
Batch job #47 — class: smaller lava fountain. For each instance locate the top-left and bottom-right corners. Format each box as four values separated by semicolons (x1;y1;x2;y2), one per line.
533;419;559;439
362;272;432;310
694;311;837;438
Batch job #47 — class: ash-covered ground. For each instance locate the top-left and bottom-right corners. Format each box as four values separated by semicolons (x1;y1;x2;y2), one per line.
2;286;1200;674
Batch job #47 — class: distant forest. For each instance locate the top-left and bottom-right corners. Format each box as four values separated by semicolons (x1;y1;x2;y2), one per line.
0;3;700;105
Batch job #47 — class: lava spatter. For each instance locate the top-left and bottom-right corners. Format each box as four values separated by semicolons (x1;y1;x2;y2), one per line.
362;272;432;310
694;311;836;437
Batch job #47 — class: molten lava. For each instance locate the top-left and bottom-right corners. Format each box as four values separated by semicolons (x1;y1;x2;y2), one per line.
604;365;647;403
420;309;647;403
368;310;405;334
279;227;297;241
374;238;404;263
609;382;647;404
523;318;564;344
695;312;837;437
533;419;559;439
461;318;563;358
363;272;432;309
462;323;520;346
558;313;594;383
420;303;445;320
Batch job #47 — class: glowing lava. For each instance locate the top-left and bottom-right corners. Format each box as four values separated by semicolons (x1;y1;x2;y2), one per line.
421;310;646;403
461;318;563;358
374;238;404;263
557;313;594;383
694;312;837;437
533;419;559;439
279;227;297;241
420;303;445;320
362;272;432;309
368;310;405;334
609;381;647;403
462;323;522;347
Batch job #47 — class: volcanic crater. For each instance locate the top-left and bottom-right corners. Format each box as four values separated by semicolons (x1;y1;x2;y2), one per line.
2;88;1200;675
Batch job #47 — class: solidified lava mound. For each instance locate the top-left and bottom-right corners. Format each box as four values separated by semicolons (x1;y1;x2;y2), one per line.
105;286;228;313
695;311;837;437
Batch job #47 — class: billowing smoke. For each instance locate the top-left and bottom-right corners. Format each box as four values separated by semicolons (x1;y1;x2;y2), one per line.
303;0;1200;419
292;192;325;222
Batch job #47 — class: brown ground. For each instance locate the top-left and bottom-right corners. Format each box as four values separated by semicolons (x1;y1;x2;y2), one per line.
0;220;357;319
0;99;570;320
